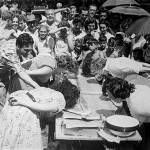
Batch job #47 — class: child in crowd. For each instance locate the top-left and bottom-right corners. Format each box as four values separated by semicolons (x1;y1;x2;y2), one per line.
82;37;102;76
99;35;107;51
104;37;121;58
50;21;71;57
34;24;55;56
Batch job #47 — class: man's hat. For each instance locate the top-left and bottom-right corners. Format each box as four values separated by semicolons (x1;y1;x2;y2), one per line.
26;14;36;22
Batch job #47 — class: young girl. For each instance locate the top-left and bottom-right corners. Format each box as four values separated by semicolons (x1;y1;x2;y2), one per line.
49;21;71;57
34;24;55;56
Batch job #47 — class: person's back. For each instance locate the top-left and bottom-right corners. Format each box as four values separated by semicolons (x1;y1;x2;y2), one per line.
127;84;150;123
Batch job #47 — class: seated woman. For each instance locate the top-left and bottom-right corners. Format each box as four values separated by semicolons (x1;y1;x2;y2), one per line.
0;75;80;150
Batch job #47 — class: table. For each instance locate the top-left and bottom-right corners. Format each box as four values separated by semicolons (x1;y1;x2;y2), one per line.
55;72;142;150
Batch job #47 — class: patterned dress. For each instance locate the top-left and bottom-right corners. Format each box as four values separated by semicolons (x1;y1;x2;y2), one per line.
0;87;66;150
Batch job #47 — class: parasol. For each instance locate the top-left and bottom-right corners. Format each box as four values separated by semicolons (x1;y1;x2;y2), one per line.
102;0;139;7
109;6;150;16
126;17;150;35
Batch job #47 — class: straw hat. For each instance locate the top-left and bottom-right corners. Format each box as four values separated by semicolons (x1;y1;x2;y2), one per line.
26;14;36;22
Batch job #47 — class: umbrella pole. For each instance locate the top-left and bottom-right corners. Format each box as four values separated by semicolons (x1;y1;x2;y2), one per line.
130;39;134;59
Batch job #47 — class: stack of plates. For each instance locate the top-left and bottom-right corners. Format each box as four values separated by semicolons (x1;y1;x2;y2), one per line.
105;115;139;137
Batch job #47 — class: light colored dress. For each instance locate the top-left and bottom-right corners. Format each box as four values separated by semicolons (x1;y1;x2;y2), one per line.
34;36;54;55
0;87;66;150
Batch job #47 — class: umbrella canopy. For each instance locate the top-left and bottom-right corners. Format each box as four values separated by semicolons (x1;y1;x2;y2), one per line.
102;0;139;7
109;6;150;16
126;17;150;35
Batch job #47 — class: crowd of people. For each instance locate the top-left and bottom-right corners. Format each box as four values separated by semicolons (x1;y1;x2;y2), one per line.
0;0;150;150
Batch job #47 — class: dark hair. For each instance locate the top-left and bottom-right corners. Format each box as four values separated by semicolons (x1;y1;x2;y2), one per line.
57;77;80;108
83;34;95;44
16;33;34;48
132;47;144;62
99;20;109;27
18;14;27;22
79;6;88;13
72;17;84;27
12;14;19;21
83;34;98;51
99;35;107;43
105;77;135;99
57;20;70;28
99;8;108;14
84;17;98;31
50;73;79;109
108;37;116;47
55;55;79;74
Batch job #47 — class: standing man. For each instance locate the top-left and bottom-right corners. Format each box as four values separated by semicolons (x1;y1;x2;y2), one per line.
88;4;97;18
80;6;88;21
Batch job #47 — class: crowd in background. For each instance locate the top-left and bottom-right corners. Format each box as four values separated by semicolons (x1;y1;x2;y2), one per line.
1;0;150;150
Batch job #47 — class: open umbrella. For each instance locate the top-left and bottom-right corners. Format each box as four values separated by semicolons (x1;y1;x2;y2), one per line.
109;6;150;16
126;17;150;35
102;0;139;7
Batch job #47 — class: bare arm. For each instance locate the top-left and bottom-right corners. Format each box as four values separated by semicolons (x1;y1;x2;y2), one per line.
54;7;68;14
18;71;40;88
49;26;67;34
3;29;18;40
9;96;58;112
21;100;58;112
141;62;150;68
